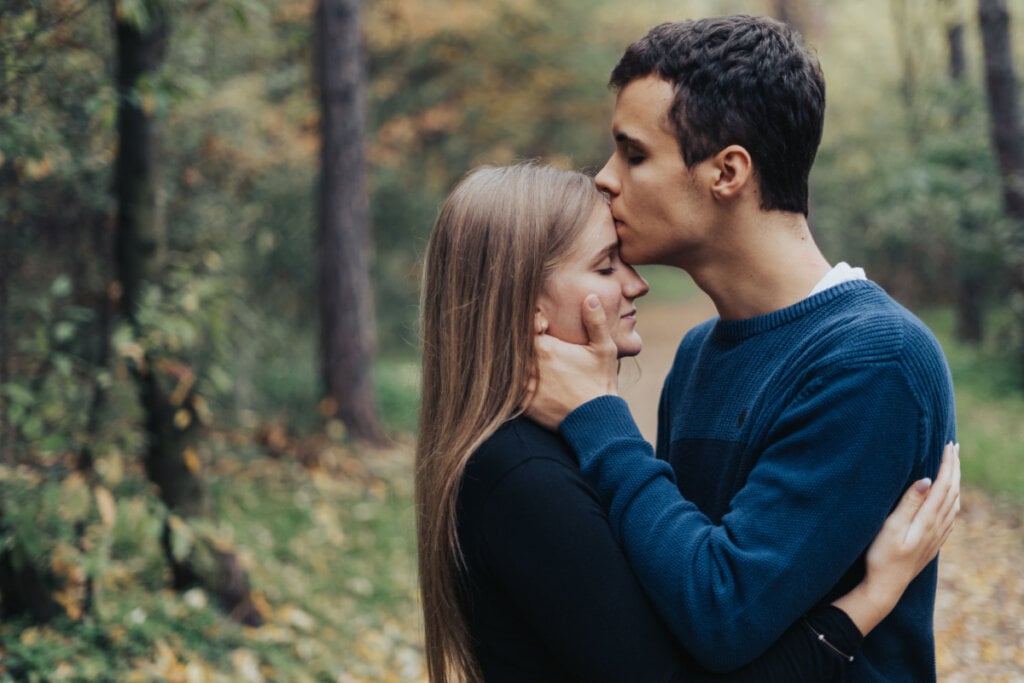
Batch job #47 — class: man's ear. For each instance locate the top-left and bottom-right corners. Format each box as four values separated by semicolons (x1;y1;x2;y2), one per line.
710;145;753;200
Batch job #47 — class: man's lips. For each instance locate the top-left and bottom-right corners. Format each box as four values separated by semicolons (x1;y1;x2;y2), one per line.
621;308;637;321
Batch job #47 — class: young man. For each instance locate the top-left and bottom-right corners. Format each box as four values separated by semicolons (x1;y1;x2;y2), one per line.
526;16;957;682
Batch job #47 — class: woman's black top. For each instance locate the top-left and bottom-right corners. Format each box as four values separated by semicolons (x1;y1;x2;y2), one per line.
456;416;862;682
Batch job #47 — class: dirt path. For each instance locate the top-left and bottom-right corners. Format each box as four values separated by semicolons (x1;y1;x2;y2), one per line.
619;297;1024;681
618;294;717;441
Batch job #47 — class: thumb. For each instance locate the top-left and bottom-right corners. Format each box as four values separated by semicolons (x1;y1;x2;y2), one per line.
581;295;613;352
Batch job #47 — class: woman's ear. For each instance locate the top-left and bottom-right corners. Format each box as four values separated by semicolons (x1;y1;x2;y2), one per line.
534;308;549;335
710;145;753;201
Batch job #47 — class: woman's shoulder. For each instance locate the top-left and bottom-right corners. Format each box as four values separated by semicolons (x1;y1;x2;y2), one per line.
469;417;573;479
460;417;580;506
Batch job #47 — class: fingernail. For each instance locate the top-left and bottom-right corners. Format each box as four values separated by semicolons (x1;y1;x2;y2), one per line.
914;478;932;494
586;294;601;310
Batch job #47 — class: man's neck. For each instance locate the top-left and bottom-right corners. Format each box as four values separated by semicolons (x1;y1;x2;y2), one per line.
684;212;831;321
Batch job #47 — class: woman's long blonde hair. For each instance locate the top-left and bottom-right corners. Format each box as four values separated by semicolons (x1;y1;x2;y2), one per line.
416;163;602;682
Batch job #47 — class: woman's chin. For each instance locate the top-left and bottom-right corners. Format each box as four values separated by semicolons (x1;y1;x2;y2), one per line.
615;339;643;359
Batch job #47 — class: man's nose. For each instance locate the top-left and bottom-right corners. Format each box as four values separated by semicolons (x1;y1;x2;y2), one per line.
595;157;619;196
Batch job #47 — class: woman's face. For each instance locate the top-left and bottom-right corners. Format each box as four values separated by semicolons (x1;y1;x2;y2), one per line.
538;200;650;358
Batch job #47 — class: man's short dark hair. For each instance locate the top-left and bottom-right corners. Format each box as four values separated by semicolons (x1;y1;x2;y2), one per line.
610;15;825;215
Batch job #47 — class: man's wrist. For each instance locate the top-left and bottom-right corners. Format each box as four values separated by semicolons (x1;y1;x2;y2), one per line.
559;396;644;448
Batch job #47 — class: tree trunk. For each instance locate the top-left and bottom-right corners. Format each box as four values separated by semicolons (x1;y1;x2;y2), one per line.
891;0;923;145
316;0;386;444
112;2;209;516
941;0;985;344
978;0;1024;376
979;0;1024;217
0;536;60;623
948;23;966;81
0;230;11;465
111;2;263;626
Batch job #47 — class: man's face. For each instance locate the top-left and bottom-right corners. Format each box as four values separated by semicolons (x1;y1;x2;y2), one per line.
595;75;712;268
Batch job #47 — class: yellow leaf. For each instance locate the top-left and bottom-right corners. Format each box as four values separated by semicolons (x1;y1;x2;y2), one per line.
230;648;265;683
24;157;52;180
980;638;1000;662
174;409;193;430
60;473;91;522
318;396;338;418
94;486;116;529
183;447;201;475
97;449;125;486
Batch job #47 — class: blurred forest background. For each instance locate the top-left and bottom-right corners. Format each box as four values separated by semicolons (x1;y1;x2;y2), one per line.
2;0;1023;680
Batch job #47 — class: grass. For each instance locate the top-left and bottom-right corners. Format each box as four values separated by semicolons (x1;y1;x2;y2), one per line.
375;358;421;435
246;321;420;437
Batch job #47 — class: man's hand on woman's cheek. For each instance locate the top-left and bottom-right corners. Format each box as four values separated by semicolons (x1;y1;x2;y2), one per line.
524;295;620;430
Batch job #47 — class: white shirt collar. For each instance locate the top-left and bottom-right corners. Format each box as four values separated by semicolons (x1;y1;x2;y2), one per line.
809;261;867;296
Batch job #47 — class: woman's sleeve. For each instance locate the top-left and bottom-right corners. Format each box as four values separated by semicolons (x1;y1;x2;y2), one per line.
477;455;862;682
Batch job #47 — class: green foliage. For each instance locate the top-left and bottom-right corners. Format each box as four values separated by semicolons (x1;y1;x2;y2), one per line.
812;77;1008;306
1;442;421;681
1;275;142;463
375;358;421;434
363;0;634;357
634;266;700;303
922;307;1024;502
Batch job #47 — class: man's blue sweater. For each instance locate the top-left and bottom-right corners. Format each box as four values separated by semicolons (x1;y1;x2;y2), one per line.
560;281;956;682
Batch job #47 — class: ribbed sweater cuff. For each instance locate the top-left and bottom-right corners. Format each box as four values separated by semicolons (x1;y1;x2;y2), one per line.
560;396;646;457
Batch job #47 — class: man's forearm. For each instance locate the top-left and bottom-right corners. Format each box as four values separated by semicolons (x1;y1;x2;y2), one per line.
560;393;918;671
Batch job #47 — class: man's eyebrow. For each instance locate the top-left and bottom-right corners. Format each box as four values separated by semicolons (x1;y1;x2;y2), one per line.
613;131;644;147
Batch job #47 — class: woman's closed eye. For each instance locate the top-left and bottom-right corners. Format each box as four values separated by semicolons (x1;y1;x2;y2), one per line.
597;255;617;275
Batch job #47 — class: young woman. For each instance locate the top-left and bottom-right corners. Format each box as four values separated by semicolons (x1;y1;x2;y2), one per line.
415;163;959;683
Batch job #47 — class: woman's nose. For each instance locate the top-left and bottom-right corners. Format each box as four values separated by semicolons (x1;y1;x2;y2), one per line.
623;266;649;299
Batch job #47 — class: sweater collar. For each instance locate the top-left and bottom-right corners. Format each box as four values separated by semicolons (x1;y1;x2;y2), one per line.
710;280;880;342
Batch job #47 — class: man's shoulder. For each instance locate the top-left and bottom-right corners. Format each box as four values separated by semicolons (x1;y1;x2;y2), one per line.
828;285;949;365
669;316;718;365
805;286;954;416
681;316;718;342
